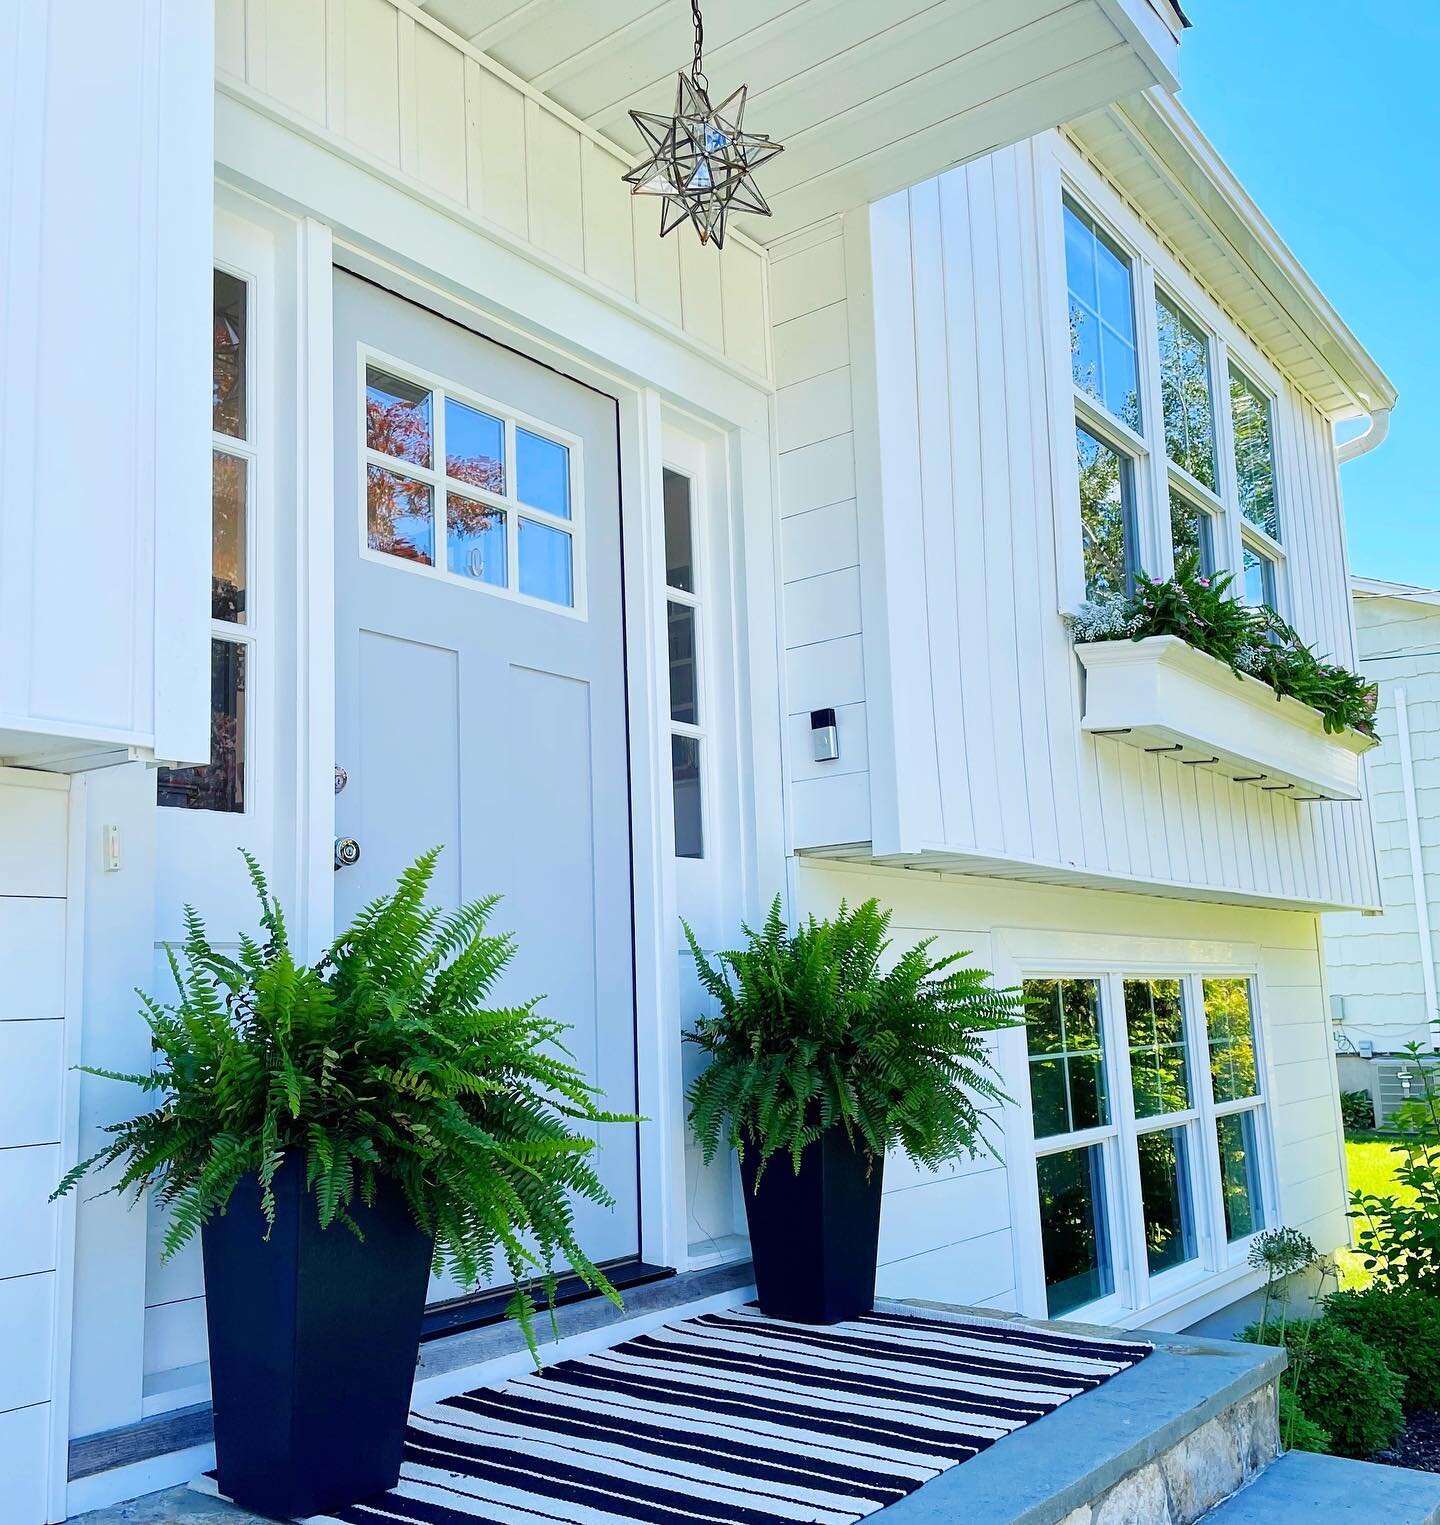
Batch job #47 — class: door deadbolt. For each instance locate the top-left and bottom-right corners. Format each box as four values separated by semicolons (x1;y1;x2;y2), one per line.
334;837;361;871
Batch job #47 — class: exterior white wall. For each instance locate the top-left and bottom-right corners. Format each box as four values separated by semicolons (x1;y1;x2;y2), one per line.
794;856;1350;1327
1327;593;1440;1052
772;131;1379;913
0;3;212;768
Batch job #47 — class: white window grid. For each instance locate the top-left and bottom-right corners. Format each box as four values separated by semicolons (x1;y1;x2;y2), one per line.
1059;181;1288;620
663;463;708;861
1024;966;1275;1324
356;345;588;620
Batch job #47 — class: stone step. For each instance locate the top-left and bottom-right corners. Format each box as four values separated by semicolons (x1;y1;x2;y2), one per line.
1203;1450;1440;1523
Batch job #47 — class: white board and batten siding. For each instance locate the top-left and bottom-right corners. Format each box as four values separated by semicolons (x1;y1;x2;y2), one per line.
213;0;770;384
795;857;1351;1320
772;130;1379;914
0;770;81;1525
1327;592;1440;1051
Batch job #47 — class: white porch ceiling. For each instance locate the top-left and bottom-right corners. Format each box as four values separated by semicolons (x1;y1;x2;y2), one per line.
417;0;1184;241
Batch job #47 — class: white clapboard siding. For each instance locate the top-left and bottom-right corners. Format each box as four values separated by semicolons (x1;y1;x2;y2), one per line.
776;132;1378;911
1326;592;1440;1051
797;857;1350;1321
214;0;770;383
0;769;75;1525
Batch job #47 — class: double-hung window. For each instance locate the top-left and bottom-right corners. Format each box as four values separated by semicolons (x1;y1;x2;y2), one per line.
1060;182;1287;617
1023;969;1272;1321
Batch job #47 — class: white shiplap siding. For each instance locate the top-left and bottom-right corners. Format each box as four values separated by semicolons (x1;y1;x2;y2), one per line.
774;130;1379;912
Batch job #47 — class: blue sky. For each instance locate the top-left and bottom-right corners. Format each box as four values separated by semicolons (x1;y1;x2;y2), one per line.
1178;5;1440;588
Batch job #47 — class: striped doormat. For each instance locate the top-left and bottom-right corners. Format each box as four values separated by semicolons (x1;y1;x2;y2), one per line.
286;1305;1149;1525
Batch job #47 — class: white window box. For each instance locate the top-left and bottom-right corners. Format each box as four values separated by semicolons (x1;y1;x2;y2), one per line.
1075;634;1376;801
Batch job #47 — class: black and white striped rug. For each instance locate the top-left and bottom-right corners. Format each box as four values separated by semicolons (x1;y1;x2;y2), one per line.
302;1304;1149;1524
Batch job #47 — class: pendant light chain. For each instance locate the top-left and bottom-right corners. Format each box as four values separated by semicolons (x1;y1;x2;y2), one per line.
690;0;707;91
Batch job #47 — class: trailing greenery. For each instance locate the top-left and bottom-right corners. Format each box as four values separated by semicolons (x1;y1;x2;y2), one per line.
1276;1387;1331;1455
1349;1043;1440;1298
1326;1286;1440;1410
53;850;633;1354
1065;556;1377;738
1240;1317;1405;1459
684;897;1019;1180
1340;1088;1376;1133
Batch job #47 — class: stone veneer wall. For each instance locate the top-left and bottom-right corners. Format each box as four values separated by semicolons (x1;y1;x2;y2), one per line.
1058;1383;1280;1525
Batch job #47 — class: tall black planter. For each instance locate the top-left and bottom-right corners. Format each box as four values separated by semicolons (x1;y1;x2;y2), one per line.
201;1154;434;1519
740;1130;884;1324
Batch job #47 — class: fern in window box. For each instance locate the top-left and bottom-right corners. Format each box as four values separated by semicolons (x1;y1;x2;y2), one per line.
53;850;634;1516
684;896;1019;1323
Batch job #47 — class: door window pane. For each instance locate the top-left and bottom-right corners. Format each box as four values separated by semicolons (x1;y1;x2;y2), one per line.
157;639;246;813
1064;200;1141;431
213;270;246;439
1156;292;1217;489
667;602;699;724
1138;1127;1198;1275
1203;978;1260;1103
445;399;504;495
1025;978;1109;1138
518;519;573;605
1037;1145;1114;1316
212;450;247;623
1229;367;1279;540
1242;545;1277;612
366;367;433;467
1076;425;1134;601
1169;490;1215;579
671;734;703;859
367;465;434;565
517;428;570;519
664;469;695;592
446;494;506;587
1124;978;1191;1119
1217;1110;1265;1241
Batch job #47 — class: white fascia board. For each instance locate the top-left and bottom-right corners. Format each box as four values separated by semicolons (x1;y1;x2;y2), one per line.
1352;575;1440;607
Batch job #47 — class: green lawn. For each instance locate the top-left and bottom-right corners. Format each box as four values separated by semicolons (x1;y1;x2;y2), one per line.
1337;1134;1418;1289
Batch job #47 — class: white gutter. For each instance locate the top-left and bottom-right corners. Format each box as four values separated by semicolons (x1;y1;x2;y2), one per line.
1336;406;1392;465
1394;687;1440;1052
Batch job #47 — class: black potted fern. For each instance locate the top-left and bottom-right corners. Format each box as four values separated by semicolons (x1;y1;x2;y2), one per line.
685;897;1018;1324
55;851;629;1519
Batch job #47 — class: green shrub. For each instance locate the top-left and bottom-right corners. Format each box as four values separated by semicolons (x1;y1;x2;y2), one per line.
1240;1317;1404;1458
684;897;1019;1178
1277;1386;1331;1454
1327;1286;1440;1410
1340;1089;1376;1132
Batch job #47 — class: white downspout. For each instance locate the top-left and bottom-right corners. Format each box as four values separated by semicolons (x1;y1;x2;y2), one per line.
1336;406;1391;465
1394;687;1440;1052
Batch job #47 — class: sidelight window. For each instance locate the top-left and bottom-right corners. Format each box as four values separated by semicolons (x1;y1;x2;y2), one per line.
664;468;705;859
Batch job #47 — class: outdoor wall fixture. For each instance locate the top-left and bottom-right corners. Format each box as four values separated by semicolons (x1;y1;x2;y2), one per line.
622;0;782;248
811;708;839;762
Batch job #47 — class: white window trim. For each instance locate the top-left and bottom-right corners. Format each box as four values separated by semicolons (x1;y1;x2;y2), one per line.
354;344;590;621
995;928;1280;1329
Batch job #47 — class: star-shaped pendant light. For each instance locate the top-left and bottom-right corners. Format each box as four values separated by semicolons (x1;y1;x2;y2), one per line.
622;0;782;248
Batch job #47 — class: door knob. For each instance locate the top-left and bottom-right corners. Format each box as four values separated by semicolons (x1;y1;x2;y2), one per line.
334;837;361;871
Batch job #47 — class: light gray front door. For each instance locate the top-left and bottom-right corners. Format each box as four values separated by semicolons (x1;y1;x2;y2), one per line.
332;271;639;1302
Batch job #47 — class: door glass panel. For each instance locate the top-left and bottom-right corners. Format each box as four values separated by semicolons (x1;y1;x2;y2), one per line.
517;428;570;519
1217;1111;1264;1241
1124;978;1191;1120
667;601;698;724
445;398;504;495
1037;1145;1114;1316
212;450;247;623
518;519;573;605
213;270;246;440
671;734;703;859
367;465;434;565
156;639;246;813
1138;1126;1197;1274
446;494;506;587
1024;978;1108;1138
366;366;433;467
1203;978;1260;1103
664;469;695;592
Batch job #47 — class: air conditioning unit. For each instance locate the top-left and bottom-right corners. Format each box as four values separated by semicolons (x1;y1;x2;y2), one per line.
1374;1057;1440;1126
